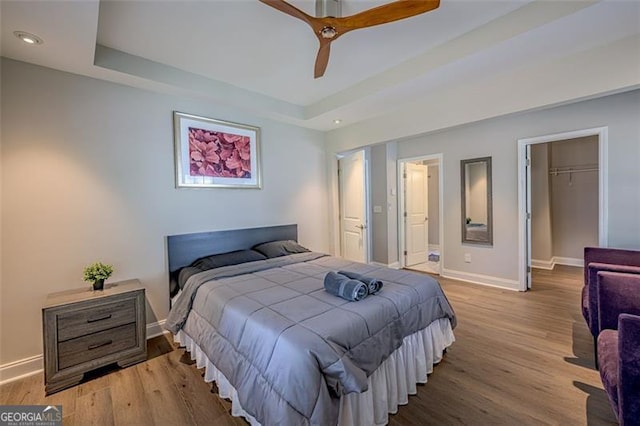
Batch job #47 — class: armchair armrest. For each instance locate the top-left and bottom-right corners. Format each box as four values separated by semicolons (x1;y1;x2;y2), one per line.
584;247;640;284
618;313;640;425
597;271;640;331
587;264;640;336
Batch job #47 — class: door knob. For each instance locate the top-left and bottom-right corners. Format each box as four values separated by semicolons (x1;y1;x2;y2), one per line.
357;224;366;230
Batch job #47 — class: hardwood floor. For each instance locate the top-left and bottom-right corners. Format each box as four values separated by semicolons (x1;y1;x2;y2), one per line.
0;266;617;425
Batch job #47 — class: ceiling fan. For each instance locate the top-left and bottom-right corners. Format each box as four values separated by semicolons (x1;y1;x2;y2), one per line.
259;0;441;78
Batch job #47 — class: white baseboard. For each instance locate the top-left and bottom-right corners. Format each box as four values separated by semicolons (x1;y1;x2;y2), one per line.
0;319;169;385
441;268;520;291
428;244;440;253
531;256;584;270
553;257;584;267
147;319;169;339
532;258;555;270
370;261;401;270
0;355;43;386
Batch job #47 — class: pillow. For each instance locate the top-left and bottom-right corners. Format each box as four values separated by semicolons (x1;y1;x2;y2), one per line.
252;240;310;258
170;249;267;297
190;249;267;271
177;266;202;291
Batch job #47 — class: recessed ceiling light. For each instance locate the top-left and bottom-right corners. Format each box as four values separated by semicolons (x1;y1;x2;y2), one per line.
14;31;43;45
333;119;342;124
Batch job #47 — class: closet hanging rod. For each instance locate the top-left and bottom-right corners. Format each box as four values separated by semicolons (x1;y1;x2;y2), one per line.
549;167;599;175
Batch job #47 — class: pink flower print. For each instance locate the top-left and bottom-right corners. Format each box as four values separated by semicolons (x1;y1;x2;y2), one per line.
225;150;242;171
219;144;234;161
191;128;204;141
187;128;251;179
235;137;251;161
189;137;220;177
202;132;219;143
221;133;243;144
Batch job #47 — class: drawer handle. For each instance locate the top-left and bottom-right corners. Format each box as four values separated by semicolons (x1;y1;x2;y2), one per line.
88;340;112;350
87;314;112;323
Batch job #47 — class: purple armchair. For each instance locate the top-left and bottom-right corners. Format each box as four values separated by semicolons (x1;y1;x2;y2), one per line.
597;271;640;425
582;247;640;338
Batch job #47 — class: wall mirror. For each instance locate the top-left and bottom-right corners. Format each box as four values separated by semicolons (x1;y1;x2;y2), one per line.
461;157;493;245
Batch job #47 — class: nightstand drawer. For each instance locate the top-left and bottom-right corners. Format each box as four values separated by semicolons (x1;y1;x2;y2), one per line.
58;323;137;370
57;299;136;341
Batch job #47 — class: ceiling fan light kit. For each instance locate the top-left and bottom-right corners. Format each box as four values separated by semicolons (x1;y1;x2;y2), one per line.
321;26;338;39
259;0;441;78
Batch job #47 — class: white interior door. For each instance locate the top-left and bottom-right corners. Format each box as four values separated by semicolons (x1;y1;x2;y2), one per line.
339;151;367;262
405;163;429;266
526;144;533;289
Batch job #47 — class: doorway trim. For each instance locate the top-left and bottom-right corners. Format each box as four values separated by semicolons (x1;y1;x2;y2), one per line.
398;153;444;274
517;127;608;291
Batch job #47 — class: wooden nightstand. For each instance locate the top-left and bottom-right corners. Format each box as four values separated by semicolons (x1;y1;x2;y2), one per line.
42;279;147;394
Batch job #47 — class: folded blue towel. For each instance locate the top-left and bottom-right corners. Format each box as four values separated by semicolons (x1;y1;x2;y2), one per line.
338;270;384;295
323;272;369;302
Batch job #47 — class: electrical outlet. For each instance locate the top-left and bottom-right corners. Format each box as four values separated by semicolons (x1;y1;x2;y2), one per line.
373;205;382;213
464;253;472;263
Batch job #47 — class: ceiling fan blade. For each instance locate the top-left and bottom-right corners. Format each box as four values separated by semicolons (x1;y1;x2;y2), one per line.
314;41;331;79
335;0;440;33
259;0;316;28
259;0;440;78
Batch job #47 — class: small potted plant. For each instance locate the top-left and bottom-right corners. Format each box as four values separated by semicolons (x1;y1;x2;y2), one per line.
83;262;114;291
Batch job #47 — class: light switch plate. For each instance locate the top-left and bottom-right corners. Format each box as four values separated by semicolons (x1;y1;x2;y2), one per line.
373;205;382;213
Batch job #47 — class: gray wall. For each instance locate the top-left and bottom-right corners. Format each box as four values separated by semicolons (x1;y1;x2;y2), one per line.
369;143;398;265
381;90;639;286
386;143;398;264
370;144;388;264
1;59;330;365
549;136;599;259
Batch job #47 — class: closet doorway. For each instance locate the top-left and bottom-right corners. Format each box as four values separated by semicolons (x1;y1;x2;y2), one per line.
517;127;608;290
399;155;443;275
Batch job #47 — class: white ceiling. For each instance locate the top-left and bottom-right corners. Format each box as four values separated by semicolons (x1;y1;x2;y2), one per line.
97;0;528;105
1;0;639;132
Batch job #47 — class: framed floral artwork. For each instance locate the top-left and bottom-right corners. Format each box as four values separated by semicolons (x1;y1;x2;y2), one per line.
173;112;262;189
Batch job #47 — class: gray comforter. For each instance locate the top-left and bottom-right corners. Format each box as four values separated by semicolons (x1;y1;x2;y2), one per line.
165;253;456;425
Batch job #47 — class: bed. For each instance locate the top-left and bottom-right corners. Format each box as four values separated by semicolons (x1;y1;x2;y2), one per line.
165;224;456;426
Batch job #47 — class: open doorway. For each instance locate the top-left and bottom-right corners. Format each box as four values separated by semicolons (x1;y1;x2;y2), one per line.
518;127;608;290
399;154;443;275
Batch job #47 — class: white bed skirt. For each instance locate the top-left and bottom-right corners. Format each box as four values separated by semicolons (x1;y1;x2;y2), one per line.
174;318;454;426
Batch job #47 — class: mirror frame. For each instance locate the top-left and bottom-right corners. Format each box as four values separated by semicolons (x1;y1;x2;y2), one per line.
461;156;493;246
